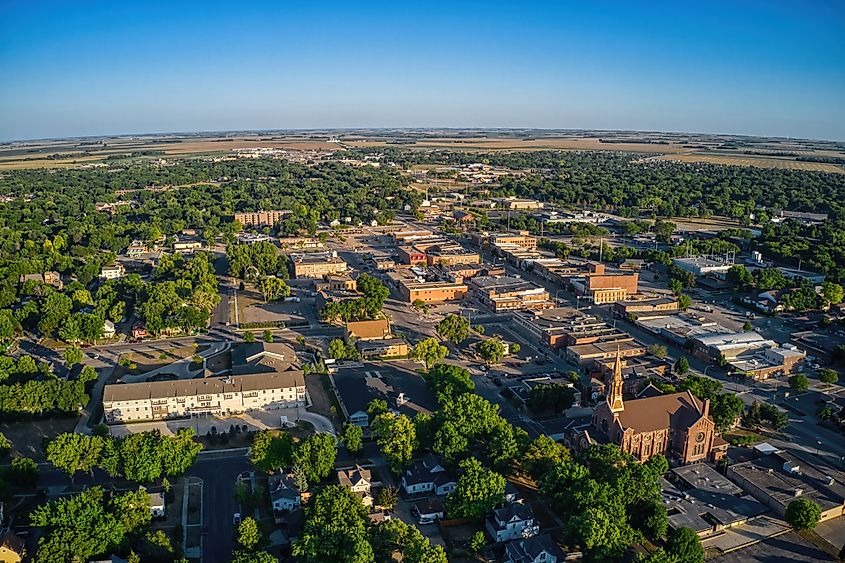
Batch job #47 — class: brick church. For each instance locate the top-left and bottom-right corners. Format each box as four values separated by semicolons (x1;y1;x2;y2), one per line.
590;351;727;464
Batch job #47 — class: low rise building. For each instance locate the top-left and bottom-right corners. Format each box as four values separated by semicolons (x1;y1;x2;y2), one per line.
338;465;374;507
672;256;734;277
291;251;348;278
566;340;646;366
396;278;468;303
470;276;553;312
613;296;679;318
727;450;845;523
728;345;806;381
400;454;457;497
279;236;324;250
356;338;409;359
99;264;126;280
235;210;290;227
269;472;302;513
19;271;63;290
397;246;428;266
172;237;203;253
344;319;391;341
486;502;540;543
503;534;567;563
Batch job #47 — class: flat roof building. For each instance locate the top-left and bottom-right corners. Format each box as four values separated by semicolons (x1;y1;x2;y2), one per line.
291;251;348;279
235;210;291;227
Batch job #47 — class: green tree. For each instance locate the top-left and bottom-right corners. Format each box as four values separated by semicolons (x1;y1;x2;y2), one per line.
372;412;416;473
710;393;745;432
259;276;290;303
821;281;844;305
263;330;273;343
244;331;256;343
292;485;374;563
250;430;295;472
667;527;704;563
232;550;278;563
436;314;471;344
425;363;474;404
469;530;486;553
674;356;689;375
340;423;363;455
819;369;839;384
367;399;388;421
789;374;809;392
293;433;337;483
237;516;263;550
410;338;448;369
376;485;398;509
445;457;506;520
78;364;98;384
0;432;9;456
477;338;506;365
677;294;692;310
631;497;668;541
63;346;84;367
785;498;822;531
648;344;668;359
509;342;521;354
522;435;571;478
371;518;447;563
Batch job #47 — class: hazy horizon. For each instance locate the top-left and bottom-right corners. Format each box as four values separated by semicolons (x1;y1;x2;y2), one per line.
2;1;843;142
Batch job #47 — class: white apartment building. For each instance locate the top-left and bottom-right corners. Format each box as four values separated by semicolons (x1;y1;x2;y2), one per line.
100;264;125;280
103;371;306;423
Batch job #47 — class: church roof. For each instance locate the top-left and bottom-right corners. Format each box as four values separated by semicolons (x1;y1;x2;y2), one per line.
617;390;705;433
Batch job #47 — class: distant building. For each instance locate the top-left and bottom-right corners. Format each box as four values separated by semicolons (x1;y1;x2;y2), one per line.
291;251;348;279
672;256;734;277
172;237;203;254
470;276;554;312
356;338;409;359
19;271;63;290
613;297;679;318
99;264;126;280
235;210;290;227
344;319;391;341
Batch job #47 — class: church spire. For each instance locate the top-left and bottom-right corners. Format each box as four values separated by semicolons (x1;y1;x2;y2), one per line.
607;347;625;413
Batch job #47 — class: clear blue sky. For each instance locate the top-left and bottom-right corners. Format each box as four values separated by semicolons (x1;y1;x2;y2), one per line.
1;0;844;141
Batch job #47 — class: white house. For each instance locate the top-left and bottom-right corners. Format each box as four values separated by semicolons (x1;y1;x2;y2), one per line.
103;319;116;339
338;465;373;507
503;534;567;563
400;454;457;497
269;472;301;513
486;502;539;543
147;491;165;518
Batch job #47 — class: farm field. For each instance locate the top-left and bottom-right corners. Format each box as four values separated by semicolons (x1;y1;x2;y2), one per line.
650;152;844;173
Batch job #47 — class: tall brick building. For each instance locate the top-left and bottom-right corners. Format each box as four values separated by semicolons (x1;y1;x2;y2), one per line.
591;351;727;464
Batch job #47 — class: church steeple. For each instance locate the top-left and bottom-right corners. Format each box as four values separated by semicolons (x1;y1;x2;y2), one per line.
607;347;625;413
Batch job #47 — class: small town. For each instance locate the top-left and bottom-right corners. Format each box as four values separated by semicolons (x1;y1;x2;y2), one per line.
1;2;844;563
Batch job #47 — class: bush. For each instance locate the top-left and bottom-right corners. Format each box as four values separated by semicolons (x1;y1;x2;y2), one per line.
785;498;821;531
789;374;809;392
819;369;839;384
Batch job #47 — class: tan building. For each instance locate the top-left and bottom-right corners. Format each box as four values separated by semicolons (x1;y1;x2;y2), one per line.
291;252;348;279
344;319;391;341
279;236;324;250
397;279;468;303
470;276;553;312
235;210;290;227
591;352;726;465
19;271;63;290
356;338;409;359
0;533;24;563
100;264;126;280
327;274;357;292
172;238;203;253
103;371;306;423
489;231;537;250
613;297;679;317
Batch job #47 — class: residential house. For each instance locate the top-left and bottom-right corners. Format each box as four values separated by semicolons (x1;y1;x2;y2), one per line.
269;472;301;513
503;534;567;563
100;264;126;280
103;319;116;339
338;465;373;507
413;497;445;523
147;491;166;517
400;454;457;497
486;502;540;543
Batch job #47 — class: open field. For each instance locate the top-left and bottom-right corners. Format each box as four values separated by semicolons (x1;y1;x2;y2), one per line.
649;152;845;173
349;136;694;153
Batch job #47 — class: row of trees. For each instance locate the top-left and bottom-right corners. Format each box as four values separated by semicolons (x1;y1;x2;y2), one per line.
249;430;337;485
46;428;202;482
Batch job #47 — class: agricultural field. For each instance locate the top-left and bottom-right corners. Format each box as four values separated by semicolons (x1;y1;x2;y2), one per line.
650;152;845;173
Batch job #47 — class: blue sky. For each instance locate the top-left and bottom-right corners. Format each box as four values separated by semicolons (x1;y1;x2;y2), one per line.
1;1;843;141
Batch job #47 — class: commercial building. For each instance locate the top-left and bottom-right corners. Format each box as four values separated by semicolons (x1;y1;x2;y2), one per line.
425;245;481;266
397;246;428;266
344;319;391;341
392;229;434;244
727;450;845;522
590;352;728;465
356;338;409;359
570;263;639;305
728;345;806;381
672;256;734;277
470;275;553;312
172;237;203;253
566;340;646;366
235;210;290;227
279;236;324;250
512;307;631;350
613;297;679;318
494;197;544;210
291;251;348;278
471;231;538;250
397;279;468;303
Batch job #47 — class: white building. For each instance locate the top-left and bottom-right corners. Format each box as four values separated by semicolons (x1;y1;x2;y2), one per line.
103;370;306;423
99;264;125;280
486;502;540;543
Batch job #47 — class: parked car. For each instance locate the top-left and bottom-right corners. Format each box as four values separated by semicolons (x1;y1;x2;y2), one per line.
233;513;241;525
